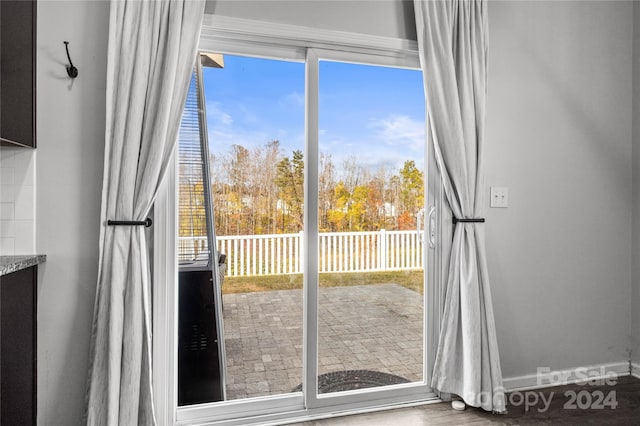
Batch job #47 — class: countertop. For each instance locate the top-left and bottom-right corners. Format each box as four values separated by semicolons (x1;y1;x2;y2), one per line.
0;255;46;277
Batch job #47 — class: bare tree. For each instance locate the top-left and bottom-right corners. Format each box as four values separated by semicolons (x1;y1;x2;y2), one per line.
319;153;336;231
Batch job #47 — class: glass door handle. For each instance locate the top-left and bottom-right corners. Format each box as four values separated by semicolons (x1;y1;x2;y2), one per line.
427;206;436;248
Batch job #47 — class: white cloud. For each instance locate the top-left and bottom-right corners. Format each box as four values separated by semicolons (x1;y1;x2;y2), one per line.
369;115;425;151
319;115;426;174
206;101;233;126
281;91;304;108
319;143;424;176
208;128;270;150
207;127;303;155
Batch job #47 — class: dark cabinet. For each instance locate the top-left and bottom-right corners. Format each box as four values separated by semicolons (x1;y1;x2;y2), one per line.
0;0;37;148
1;266;37;425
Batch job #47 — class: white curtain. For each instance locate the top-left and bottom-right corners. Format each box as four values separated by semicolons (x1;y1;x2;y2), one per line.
414;0;505;412
86;1;205;424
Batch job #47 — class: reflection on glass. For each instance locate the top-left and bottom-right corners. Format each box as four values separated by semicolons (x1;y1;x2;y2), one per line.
181;54;305;402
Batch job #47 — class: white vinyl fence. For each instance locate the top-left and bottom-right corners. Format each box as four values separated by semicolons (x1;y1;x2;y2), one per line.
179;230;424;277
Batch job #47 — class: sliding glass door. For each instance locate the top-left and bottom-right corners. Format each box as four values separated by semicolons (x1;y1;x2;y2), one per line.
303;49;436;412
177;53;306;404
316;59;426;394
168;43;440;425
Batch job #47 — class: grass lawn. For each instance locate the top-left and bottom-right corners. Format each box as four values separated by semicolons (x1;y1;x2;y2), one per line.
222;270;424;295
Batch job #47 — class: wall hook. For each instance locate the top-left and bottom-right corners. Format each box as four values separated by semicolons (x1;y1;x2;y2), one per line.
63;41;78;78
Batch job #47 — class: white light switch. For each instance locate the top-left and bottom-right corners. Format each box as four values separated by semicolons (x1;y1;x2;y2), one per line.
490;187;508;208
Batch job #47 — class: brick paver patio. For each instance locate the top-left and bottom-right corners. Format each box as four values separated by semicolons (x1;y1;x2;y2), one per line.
222;284;424;400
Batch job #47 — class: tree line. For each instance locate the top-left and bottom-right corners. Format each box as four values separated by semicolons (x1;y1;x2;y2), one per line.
181;140;424;237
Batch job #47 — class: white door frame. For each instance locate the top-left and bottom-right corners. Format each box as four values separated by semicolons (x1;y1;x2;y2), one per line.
153;15;445;426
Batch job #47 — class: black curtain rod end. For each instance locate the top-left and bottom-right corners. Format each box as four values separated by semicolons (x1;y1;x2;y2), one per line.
453;217;485;224
107;218;153;228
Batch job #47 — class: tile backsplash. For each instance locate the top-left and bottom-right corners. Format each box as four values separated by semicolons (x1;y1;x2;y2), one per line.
0;146;36;254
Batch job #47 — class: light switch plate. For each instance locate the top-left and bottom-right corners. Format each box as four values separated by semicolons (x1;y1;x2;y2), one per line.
490;187;508;208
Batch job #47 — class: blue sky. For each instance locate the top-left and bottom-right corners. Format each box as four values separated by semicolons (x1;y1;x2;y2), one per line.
202;55;425;174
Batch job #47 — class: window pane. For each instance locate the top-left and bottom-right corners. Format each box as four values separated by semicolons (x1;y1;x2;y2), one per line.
317;60;426;394
203;54;305;401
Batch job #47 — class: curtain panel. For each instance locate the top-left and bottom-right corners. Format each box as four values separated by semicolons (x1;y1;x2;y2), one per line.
414;0;505;412
86;1;205;424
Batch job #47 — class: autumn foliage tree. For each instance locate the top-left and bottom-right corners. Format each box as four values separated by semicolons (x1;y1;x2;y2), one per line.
206;141;424;236
397;160;424;229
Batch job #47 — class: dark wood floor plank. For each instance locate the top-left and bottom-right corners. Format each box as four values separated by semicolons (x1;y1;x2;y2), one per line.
296;376;640;425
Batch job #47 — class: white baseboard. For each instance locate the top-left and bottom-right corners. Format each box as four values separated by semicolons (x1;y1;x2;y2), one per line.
503;362;630;392
631;363;640;379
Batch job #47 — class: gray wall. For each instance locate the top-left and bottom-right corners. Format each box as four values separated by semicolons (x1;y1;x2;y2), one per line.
633;1;640;367
36;1;108;425
486;1;633;376
208;0;417;41
33;0;636;425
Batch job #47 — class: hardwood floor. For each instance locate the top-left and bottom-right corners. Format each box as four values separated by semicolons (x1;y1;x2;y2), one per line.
294;375;640;425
